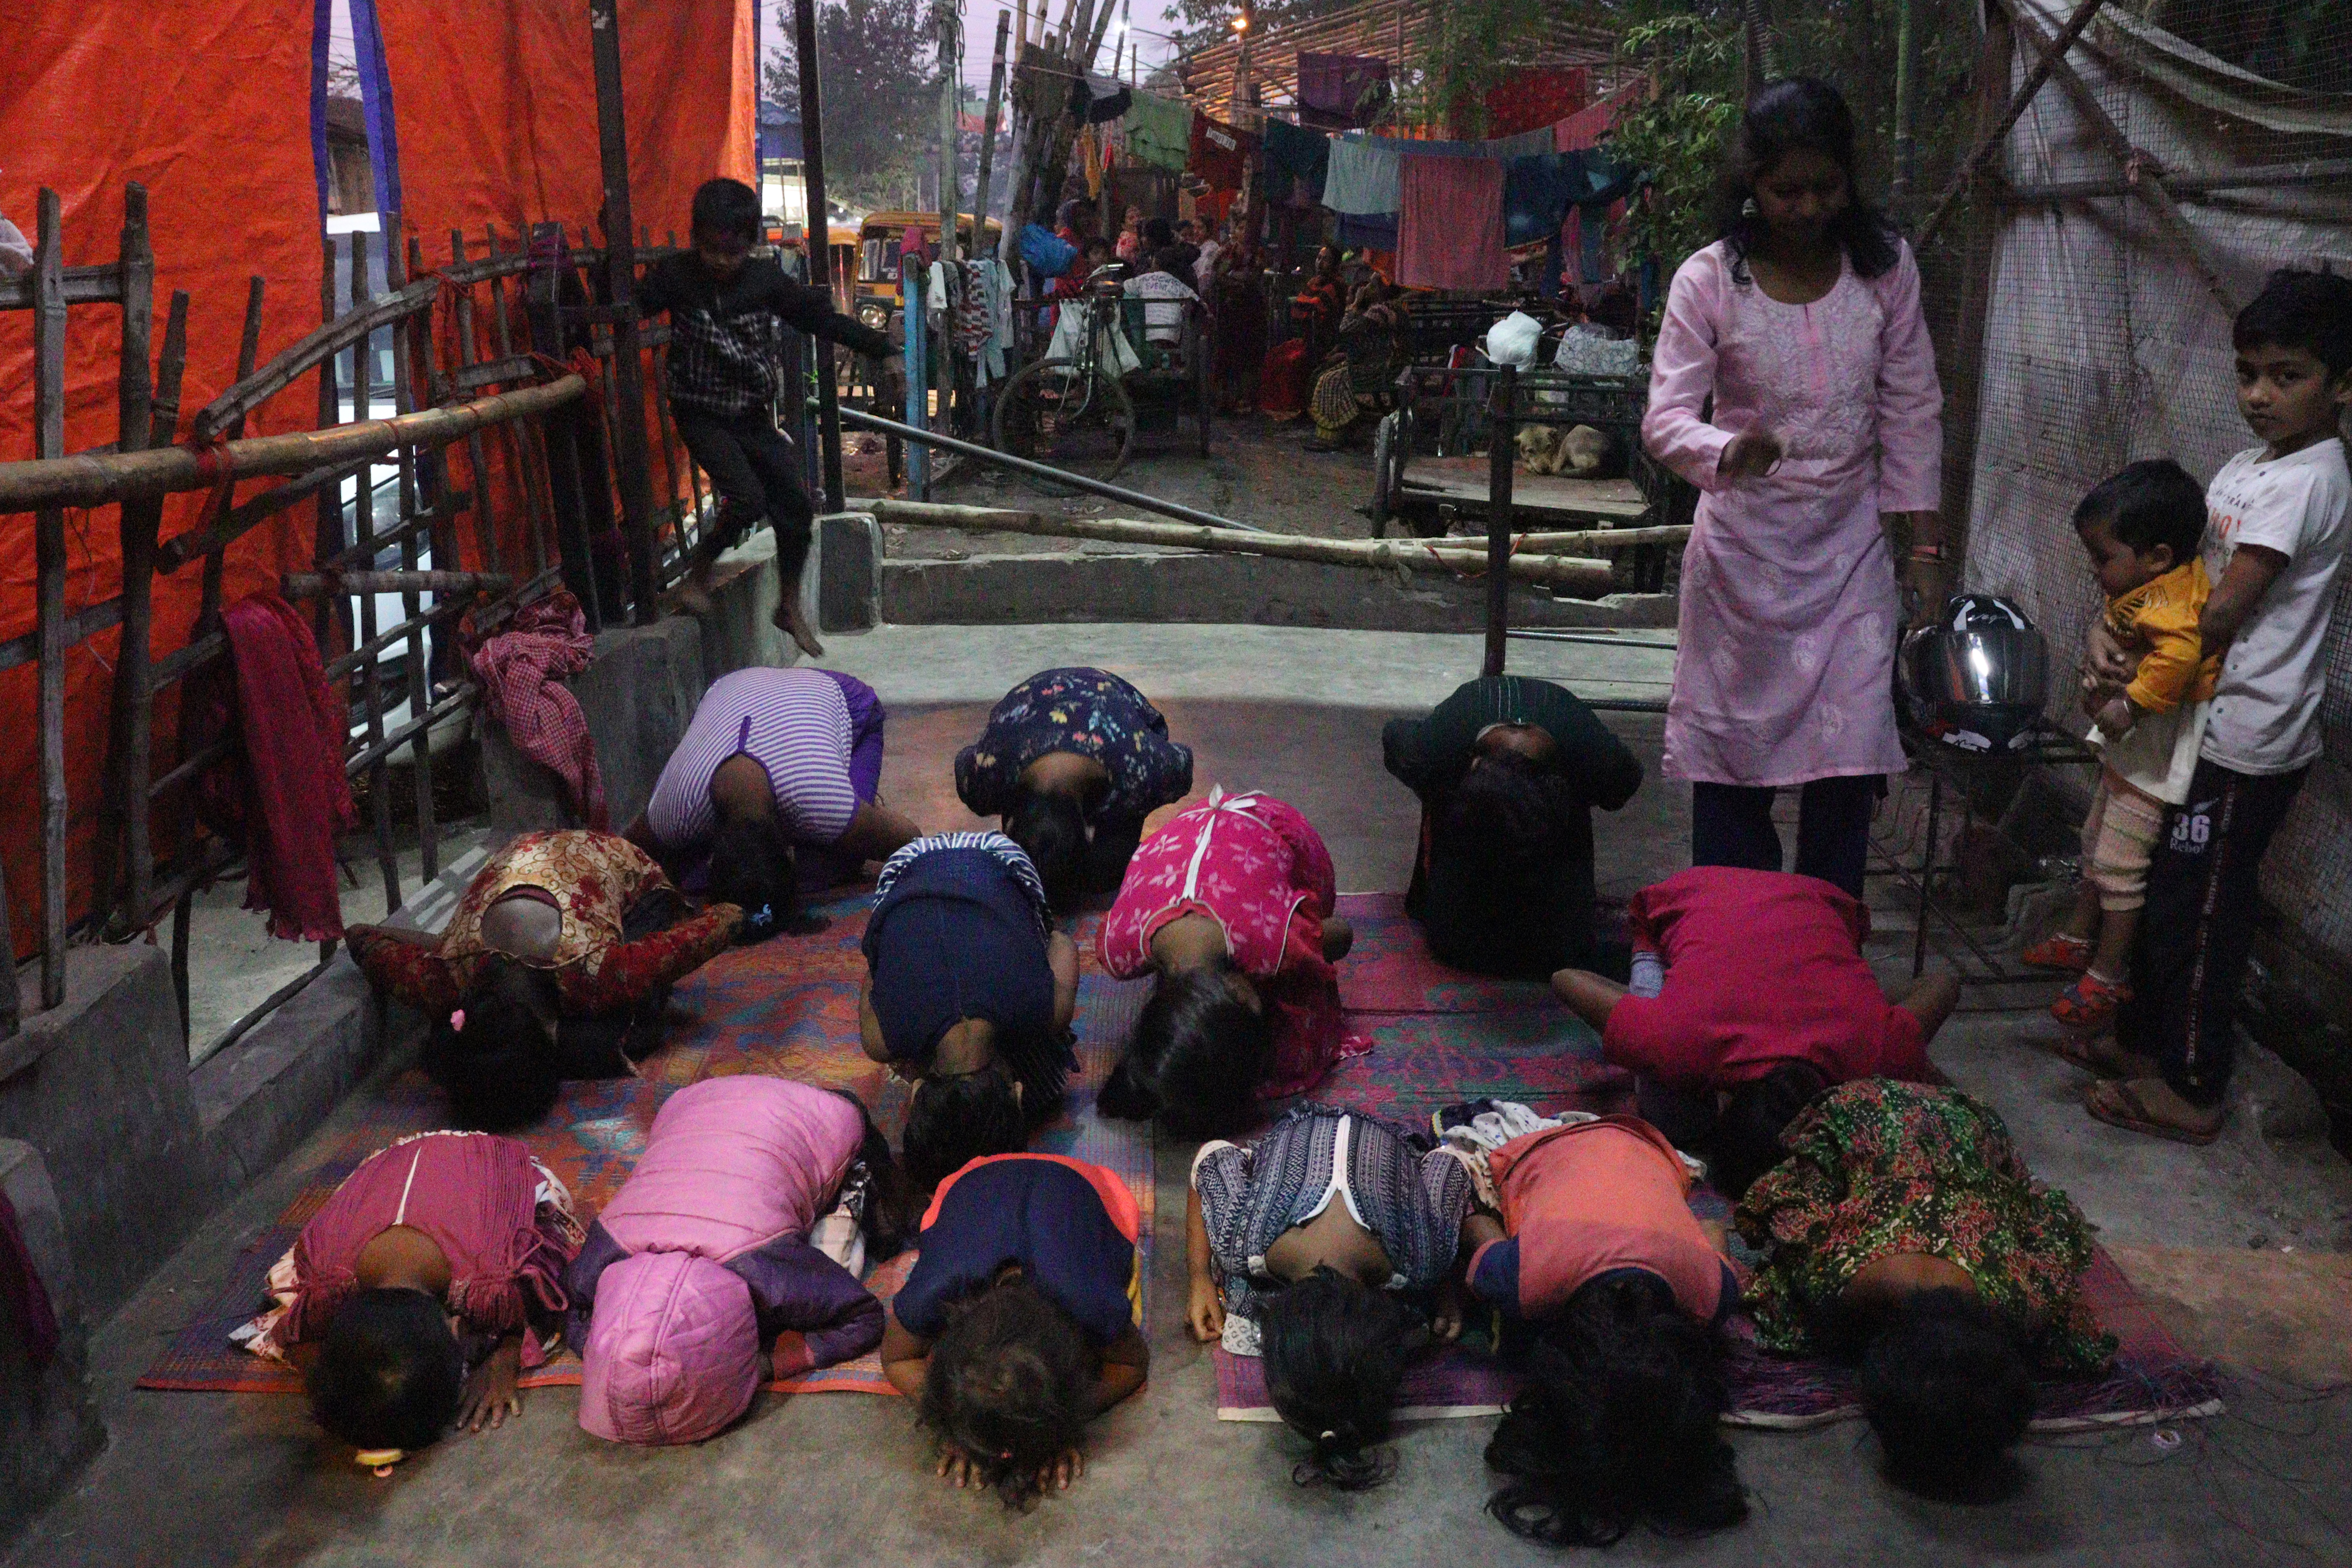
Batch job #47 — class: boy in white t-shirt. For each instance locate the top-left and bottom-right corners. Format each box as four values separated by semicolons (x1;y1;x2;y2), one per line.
2083;267;2352;1144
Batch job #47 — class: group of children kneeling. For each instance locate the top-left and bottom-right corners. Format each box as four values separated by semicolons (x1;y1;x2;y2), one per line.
245;639;2137;1542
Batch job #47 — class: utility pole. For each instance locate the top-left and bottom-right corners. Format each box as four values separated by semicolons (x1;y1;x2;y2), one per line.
586;0;659;622
793;0;847;509
972;10;1011;236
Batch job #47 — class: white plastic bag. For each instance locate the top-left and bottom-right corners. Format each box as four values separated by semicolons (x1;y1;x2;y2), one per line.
1481;310;1543;369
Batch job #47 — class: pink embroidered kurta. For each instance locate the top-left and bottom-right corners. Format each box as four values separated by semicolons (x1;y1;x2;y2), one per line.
1098;789;1369;1098
1641;240;1943;786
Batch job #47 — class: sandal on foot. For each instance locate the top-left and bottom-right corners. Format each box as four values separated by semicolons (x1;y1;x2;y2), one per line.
2021;932;2094;973
2051;972;2132;1032
2084;1078;2224;1146
2050;1033;2158;1078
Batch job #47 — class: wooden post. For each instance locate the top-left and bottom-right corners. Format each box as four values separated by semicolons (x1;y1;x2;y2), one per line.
94;183;156;931
346;231;401;916
125;290;195;937
1915;0;2109;251
1937;0;2016;553
972;12;1011;267
793;0;848;510
1893;0;1918;199
1483;363;1516;677
586;0;661;622
938;4;962;272
33;189;70;1009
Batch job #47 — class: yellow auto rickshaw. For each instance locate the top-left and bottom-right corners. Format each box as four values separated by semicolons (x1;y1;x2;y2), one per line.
852;209;1004;331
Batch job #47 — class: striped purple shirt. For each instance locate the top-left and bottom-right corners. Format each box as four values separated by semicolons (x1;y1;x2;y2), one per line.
646;668;859;848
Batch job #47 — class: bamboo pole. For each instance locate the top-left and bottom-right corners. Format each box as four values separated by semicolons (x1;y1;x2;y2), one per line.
971;12;1011;254
1997;0;2238;315
281;569;514;597
33;189;69;1009
1914;0;2109;252
860;497;1616;592
94;185;156;931
188;274;439;442
0;377;587;513
450;232;502;577
1501;526;1691;553
1484;365;1517;675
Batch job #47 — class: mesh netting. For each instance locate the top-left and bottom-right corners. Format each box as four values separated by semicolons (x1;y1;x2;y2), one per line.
1952;0;2352;960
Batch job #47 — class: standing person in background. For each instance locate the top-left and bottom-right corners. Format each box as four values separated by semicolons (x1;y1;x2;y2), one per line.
638;178;893;657
2081;267;2352;1143
1055;201;1102;303
1641;78;1946;899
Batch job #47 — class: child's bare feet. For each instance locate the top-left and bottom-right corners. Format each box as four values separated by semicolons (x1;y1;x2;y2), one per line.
773;595;825;658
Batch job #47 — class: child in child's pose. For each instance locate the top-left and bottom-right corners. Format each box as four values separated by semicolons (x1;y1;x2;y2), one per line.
2083;268;2352;1143
2023;460;2218;1031
881;1153;1151;1506
1097;789;1365;1129
636;178;893;655
564;1078;912;1444
1553;864;1956;1199
234;1131;583;1456
1187;1105;1472;1486
1448;1109;1747;1546
859;832;1081;1188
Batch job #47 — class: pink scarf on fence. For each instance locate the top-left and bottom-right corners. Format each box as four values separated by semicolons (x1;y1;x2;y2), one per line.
470;590;607;829
201;592;356;942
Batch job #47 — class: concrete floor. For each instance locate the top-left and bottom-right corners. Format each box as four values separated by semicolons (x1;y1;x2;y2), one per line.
15;624;2352;1568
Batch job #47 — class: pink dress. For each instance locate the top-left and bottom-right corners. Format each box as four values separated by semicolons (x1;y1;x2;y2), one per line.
1641;240;1943;786
1098;789;1370;1098
235;1131;584;1367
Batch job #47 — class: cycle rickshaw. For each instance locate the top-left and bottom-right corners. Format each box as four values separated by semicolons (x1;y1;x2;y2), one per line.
991;263;1214;481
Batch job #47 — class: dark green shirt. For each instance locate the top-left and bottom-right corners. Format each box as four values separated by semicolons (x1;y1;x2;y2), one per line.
1382;677;1642;978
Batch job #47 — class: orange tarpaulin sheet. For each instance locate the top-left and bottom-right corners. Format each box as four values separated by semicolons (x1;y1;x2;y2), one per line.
0;0;325;958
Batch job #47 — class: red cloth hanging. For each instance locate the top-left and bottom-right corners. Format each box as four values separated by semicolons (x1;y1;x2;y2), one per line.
191;593;357;943
468;589;608;829
1484;68;1588;139
1398;157;1508;293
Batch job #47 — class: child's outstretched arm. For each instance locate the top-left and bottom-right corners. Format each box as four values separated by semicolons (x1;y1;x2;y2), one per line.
1049;931;1081;1034
1185;1185;1224;1342
1551;969;1627;1033
879;1316;932;1401
1093;1323;1150;1412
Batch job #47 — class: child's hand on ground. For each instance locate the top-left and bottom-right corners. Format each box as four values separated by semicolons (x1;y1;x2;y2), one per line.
2094;694;2136;737
936;1446;989;1490
1035;1447;1087;1493
457;1340;523;1432
1186;1279;1225;1343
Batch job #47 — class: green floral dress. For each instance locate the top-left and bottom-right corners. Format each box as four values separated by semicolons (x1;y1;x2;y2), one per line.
1734;1080;2116;1374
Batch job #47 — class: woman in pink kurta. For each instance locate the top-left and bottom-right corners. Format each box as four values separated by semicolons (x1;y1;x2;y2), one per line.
1097;788;1369;1129
1642;79;1949;898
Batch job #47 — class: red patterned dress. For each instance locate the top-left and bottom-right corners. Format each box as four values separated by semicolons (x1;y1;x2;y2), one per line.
1098;789;1369;1098
345;831;740;1016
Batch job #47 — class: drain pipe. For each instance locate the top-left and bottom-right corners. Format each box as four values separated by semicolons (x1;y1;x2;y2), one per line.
836;405;1272;533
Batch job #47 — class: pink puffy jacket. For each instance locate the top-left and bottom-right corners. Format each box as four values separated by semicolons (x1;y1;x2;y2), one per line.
571;1078;882;1444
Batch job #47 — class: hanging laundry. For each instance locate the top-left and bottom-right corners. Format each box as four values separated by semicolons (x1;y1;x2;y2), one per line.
1076;73;1133;123
1189;115;1255;194
188;591;357;942
1504;151;1586;248
471;589;609;831
1483;67;1589;139
1263;120;1329;207
1398;155;1508;293
1296;53;1389;127
1322;136;1400;214
1124;92;1194;172
1337;211;1399;253
1077;124;1104;200
1554;82;1643;152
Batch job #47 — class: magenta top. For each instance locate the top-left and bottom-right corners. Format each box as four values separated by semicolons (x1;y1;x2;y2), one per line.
1642;240;1942;788
279;1132;579;1355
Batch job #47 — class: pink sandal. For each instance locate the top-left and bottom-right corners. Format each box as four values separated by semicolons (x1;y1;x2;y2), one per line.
2051;972;2132;1031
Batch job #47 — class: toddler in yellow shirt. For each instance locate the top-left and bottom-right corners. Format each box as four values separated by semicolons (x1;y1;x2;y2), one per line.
2024;461;2219;1030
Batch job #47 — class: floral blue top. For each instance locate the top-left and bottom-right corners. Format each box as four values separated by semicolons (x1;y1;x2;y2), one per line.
953;667;1194;826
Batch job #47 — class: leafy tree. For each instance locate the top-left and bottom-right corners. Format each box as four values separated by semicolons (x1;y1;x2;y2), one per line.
1607;9;1744;275
766;0;949;211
